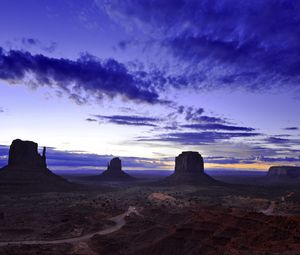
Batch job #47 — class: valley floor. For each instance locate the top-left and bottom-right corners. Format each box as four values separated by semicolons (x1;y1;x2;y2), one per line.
1;177;300;255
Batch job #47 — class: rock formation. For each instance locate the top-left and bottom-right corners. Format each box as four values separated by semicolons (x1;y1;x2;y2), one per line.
174;151;204;174
98;157;135;181
7;139;47;169
164;151;218;185
107;157;122;173
0;139;75;192
267;166;300;178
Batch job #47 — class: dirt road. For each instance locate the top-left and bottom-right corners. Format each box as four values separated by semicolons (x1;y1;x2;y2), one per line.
0;206;140;246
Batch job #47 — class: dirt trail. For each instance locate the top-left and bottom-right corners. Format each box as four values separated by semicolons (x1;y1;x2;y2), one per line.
261;201;276;215
0;206;140;246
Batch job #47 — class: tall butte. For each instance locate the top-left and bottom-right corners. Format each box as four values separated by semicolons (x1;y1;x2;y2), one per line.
98;157;135;181
164;151;219;185
0;139;75;192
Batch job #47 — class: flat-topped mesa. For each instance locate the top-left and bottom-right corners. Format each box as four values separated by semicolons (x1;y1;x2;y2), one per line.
164;151;219;185
0;139;76;192
267;166;300;178
175;151;204;174
8;139;47;169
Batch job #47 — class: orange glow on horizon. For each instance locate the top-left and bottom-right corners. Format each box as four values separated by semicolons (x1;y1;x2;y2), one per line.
205;162;298;171
136;160;299;172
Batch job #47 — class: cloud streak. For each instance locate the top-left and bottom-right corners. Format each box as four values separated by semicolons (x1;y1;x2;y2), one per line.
284;127;299;131
181;123;255;132
91;114;160;127
138;131;261;145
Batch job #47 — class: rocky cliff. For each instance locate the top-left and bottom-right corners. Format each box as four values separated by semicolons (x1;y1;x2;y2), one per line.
0;139;75;192
7;139;46;169
98;157;135;181
174;151;204;174
267;166;300;178
164;151;218;185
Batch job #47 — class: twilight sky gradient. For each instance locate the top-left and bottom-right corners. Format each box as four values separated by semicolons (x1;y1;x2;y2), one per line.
1;0;300;171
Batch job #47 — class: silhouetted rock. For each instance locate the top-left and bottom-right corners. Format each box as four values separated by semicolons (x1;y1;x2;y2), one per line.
107;157;122;173
0;139;76;192
98;157;135;181
8;139;46;169
267;166;300;178
175;151;204;174
164;151;219;185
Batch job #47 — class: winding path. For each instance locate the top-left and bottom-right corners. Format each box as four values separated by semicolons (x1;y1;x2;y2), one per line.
0;206;141;246
261;201;276;215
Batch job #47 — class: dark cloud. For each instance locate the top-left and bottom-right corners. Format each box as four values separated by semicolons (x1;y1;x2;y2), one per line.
265;137;291;145
0;47;171;104
86;118;97;122
181;123;255;132
195;116;227;124
102;0;300;90
263;136;300;148
92;114;160;127
284;127;299;131
0;107;4;113
176;105;227;124
274;134;292;138
21;38;38;46
184;106;204;121
138;131;261;145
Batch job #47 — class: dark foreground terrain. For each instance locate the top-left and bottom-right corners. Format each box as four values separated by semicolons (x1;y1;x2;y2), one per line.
1;171;300;255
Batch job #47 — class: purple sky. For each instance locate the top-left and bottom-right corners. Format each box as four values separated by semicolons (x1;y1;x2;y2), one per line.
0;0;300;171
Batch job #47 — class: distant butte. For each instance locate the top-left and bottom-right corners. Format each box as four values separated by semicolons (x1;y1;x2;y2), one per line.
97;157;135;181
163;151;219;185
267;165;300;179
0;139;75;192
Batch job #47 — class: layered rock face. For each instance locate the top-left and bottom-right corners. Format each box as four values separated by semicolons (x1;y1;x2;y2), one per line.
164;151;218;185
174;151;204;174
99;157;135;181
0;139;74;192
267;166;300;178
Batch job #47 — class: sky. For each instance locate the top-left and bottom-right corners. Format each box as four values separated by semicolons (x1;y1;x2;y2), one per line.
1;0;300;171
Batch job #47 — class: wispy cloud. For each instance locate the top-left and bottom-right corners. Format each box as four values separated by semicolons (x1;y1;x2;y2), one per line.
263;136;300;147
21;38;57;53
181;123;255;132
101;0;300;91
283;127;299;131
137;131;261;145
90;114;160;127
